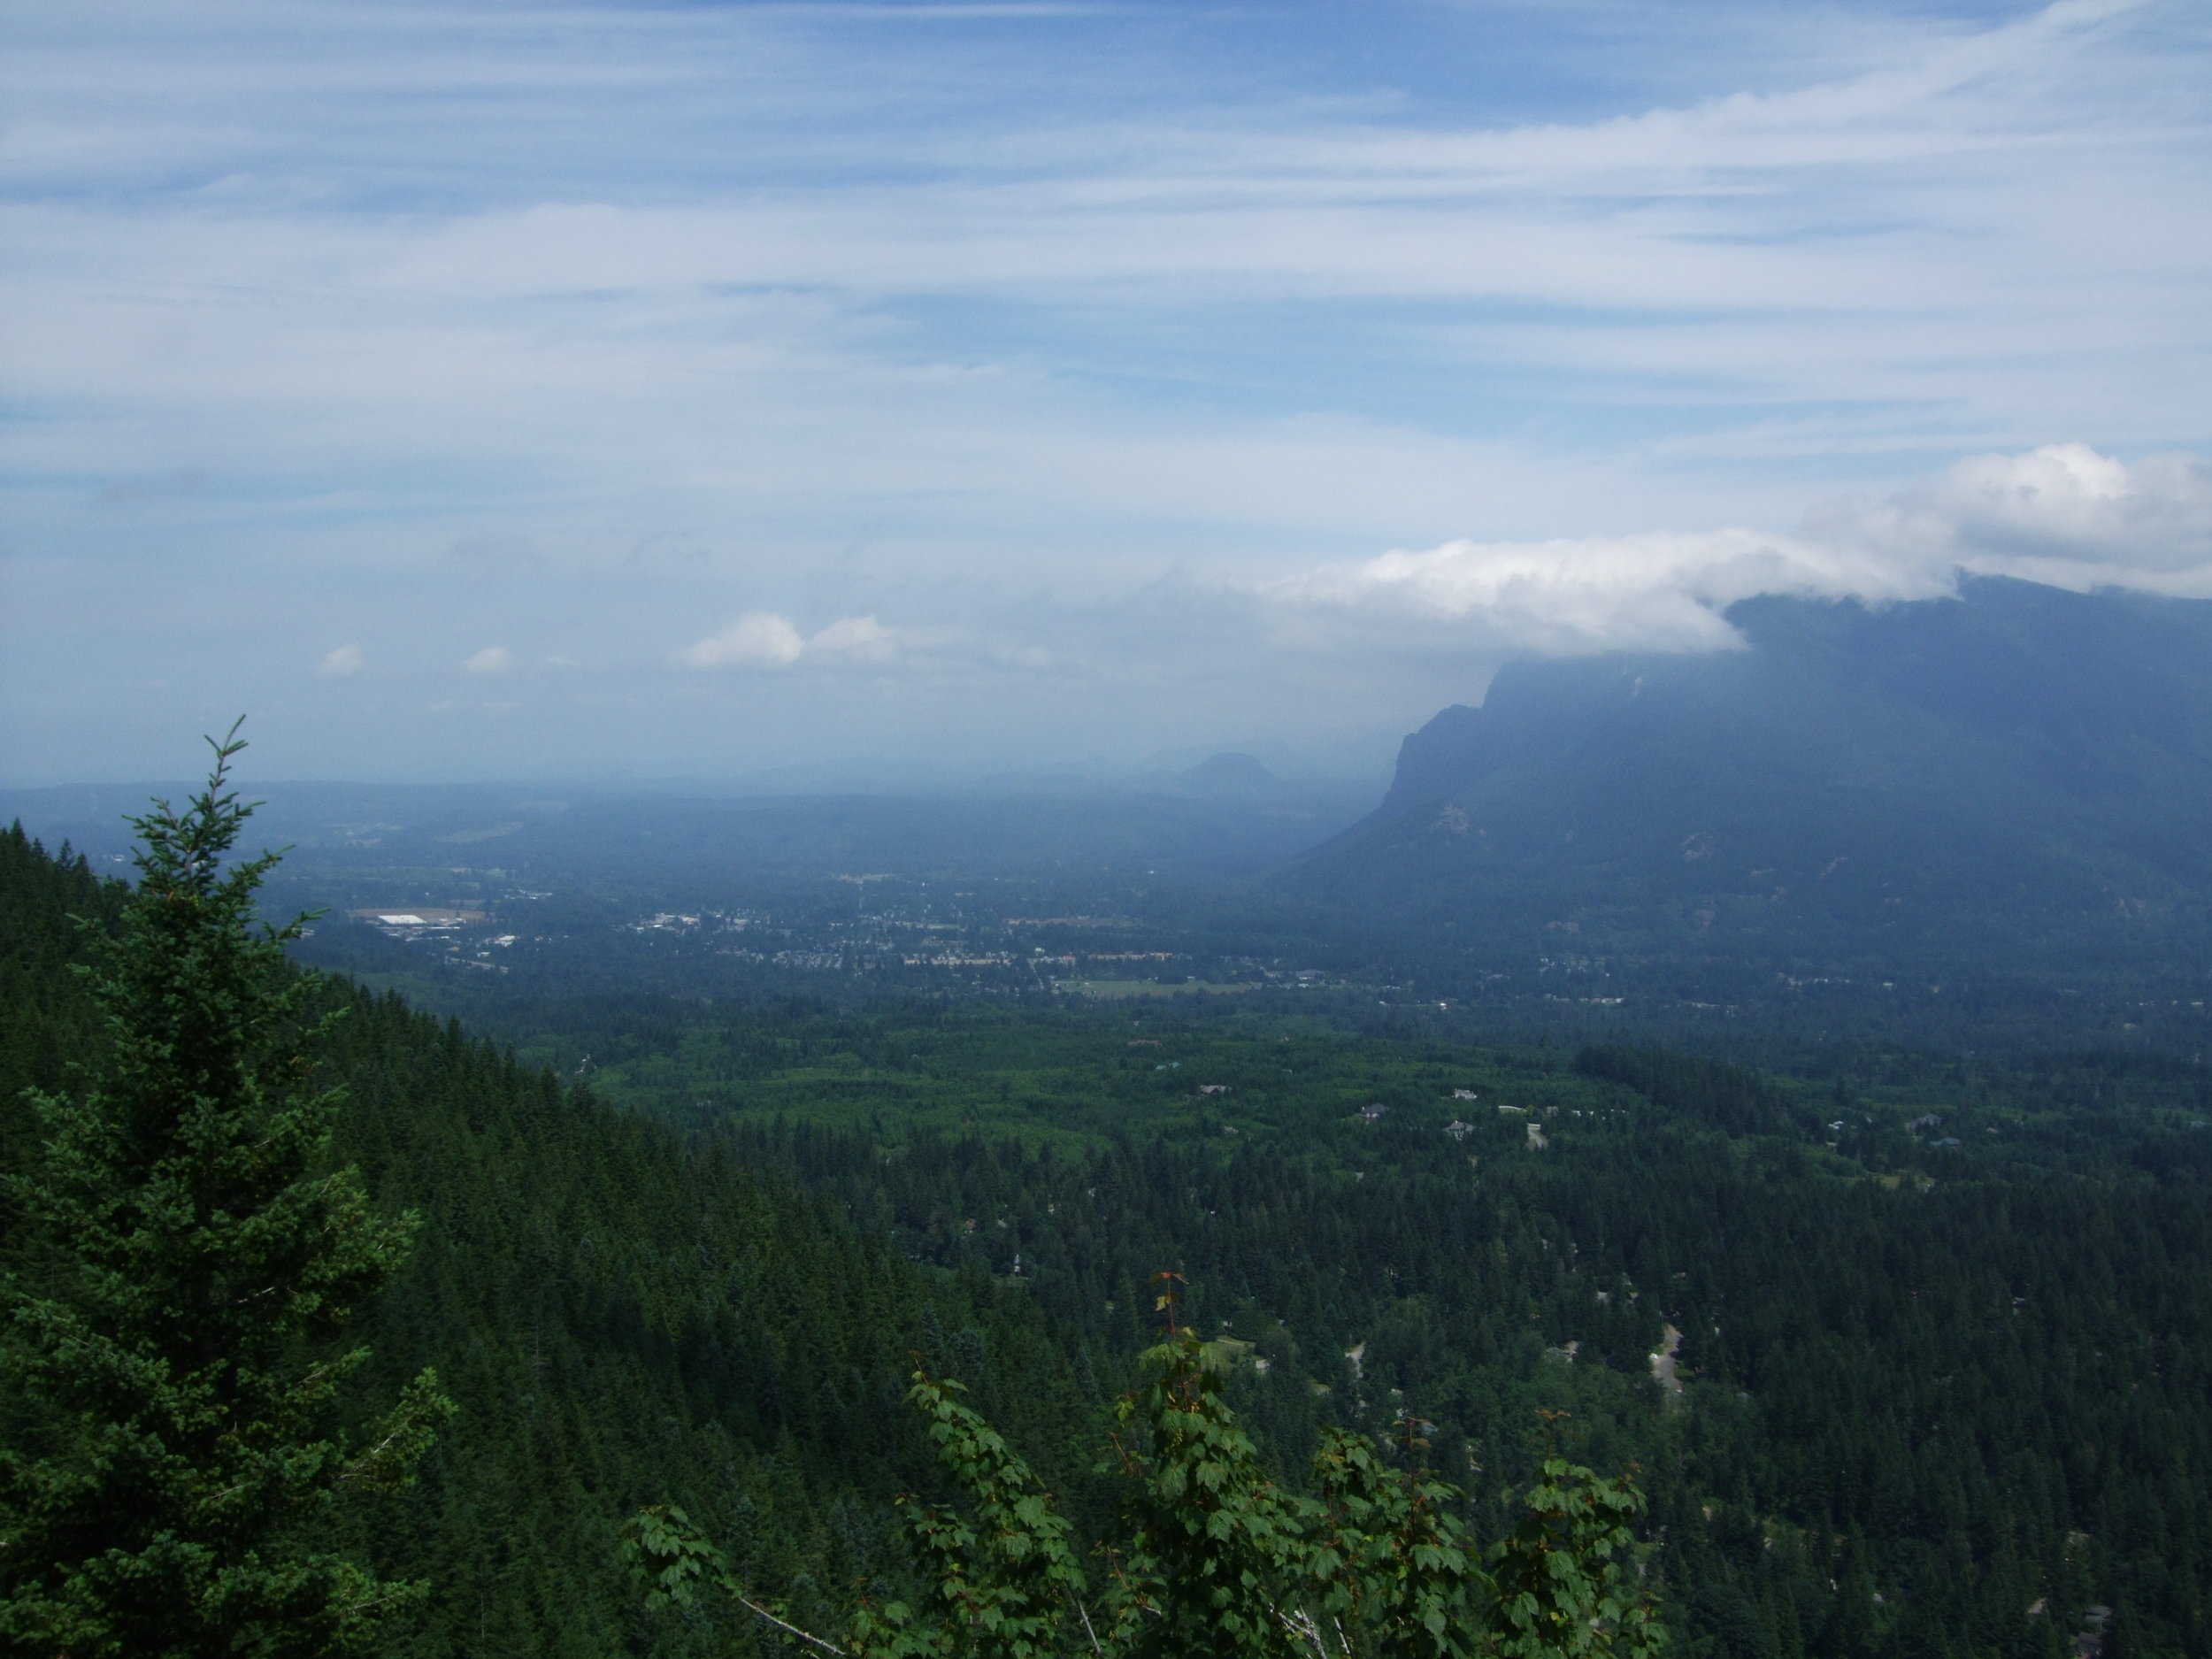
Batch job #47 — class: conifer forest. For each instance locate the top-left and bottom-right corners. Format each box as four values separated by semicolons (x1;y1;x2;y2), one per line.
2;751;2208;1659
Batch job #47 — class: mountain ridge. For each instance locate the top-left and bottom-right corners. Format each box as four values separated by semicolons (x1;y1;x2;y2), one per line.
1282;577;2212;967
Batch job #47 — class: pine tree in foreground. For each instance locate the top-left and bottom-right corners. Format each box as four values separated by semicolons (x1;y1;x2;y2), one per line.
0;726;452;1658
630;1275;1663;1658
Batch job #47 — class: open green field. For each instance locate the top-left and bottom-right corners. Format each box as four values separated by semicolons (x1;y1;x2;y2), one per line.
1054;976;1258;1000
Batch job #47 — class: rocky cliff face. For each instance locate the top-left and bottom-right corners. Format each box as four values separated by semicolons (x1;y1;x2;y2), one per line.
1281;578;2212;959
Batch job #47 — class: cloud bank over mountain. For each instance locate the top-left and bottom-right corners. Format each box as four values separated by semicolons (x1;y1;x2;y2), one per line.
1816;444;2212;590
1259;445;2212;658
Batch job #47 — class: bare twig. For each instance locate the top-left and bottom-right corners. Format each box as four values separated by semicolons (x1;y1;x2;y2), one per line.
1279;1605;1335;1659
732;1594;849;1657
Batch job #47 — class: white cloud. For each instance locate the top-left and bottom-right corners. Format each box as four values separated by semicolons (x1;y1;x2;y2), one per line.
463;644;514;675
1815;444;2212;595
318;642;363;677
678;612;901;671
803;614;897;663
678;612;808;670
1261;445;2212;657
1263;527;1949;656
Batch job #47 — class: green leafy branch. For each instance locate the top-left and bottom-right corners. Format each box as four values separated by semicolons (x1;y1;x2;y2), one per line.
631;1272;1664;1658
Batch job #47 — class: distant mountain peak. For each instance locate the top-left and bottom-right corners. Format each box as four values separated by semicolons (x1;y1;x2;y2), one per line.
1175;752;1279;796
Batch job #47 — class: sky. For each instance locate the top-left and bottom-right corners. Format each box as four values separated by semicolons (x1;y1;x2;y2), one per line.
2;0;2208;786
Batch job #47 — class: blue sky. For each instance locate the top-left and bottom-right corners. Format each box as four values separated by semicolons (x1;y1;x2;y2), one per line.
2;0;2208;783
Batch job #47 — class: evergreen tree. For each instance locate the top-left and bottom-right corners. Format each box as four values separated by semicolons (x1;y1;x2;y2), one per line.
0;727;450;1657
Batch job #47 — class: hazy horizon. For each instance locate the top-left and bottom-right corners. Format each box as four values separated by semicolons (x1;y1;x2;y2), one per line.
0;740;1398;797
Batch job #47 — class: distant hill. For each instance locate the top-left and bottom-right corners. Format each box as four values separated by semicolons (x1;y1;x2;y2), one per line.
1169;751;1280;798
1281;578;2212;974
0;772;1375;889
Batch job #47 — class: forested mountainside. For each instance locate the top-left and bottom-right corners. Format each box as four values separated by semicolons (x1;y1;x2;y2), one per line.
1286;578;2212;979
5;821;2209;1657
582;1008;2212;1659
0;826;1090;1656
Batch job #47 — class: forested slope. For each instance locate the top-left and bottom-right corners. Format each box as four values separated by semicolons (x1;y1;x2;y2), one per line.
0;827;123;1180
0;826;1089;1656
6;822;2208;1657
614;1008;2211;1659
